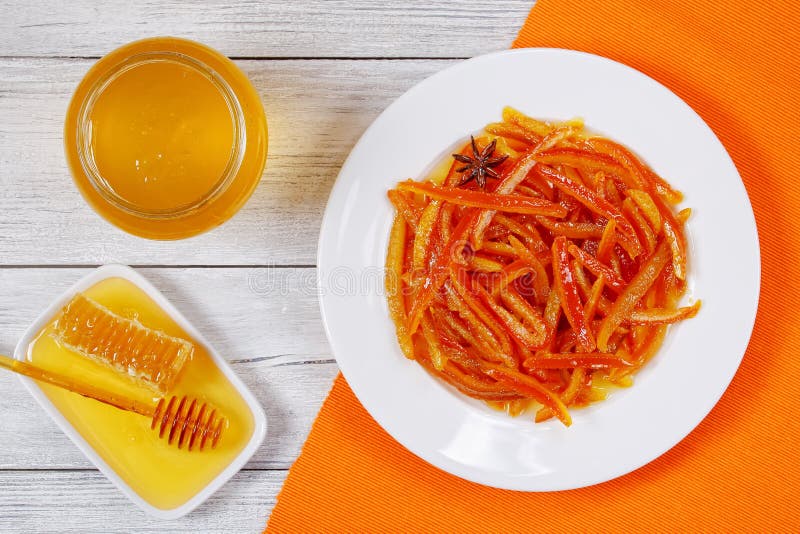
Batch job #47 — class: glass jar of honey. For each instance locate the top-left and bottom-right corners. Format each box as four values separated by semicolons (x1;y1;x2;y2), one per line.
64;37;267;239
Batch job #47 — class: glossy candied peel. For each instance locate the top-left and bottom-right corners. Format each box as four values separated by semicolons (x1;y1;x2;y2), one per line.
52;293;194;393
385;107;700;426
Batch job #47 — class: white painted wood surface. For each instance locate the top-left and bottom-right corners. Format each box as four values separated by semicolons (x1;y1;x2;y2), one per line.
0;58;458;265
0;1;529;58
0;470;288;533
0;1;530;531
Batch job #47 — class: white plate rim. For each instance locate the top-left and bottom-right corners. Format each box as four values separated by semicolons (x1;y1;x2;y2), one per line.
317;48;761;491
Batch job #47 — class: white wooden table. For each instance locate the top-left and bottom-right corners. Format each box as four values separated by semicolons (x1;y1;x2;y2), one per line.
0;2;531;531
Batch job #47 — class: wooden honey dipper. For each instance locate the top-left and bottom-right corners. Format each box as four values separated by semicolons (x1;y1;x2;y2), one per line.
5;293;227;451
0;354;225;451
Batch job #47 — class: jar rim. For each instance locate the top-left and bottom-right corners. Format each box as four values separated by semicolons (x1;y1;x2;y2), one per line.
74;50;246;219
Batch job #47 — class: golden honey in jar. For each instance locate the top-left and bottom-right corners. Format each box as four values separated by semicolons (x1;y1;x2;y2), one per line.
27;276;257;510
64;37;267;239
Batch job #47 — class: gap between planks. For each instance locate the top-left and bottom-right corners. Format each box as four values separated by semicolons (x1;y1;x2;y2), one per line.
0;55;470;61
0;467;288;472
0;265;317;269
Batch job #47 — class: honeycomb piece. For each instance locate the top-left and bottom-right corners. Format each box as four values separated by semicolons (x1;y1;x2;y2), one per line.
52;294;193;393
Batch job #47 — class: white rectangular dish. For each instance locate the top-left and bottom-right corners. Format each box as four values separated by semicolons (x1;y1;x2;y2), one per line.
13;264;267;519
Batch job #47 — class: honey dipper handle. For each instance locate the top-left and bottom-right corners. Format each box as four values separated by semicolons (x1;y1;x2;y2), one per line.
0;354;154;417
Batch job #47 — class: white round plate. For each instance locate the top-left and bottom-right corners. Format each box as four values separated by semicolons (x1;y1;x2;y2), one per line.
317;48;760;491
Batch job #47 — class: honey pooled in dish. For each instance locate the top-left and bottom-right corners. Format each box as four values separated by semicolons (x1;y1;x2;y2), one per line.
53;294;193;394
28;277;255;510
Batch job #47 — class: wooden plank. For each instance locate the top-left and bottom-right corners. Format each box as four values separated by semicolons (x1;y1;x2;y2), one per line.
0;469;283;533
0;58;456;266
0;268;329;359
0;0;530;58
0;267;338;469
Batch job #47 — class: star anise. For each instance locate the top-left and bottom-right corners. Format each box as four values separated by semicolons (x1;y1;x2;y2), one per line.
452;136;508;188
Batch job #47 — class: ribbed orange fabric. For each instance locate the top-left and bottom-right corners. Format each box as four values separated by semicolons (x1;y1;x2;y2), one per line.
266;1;800;531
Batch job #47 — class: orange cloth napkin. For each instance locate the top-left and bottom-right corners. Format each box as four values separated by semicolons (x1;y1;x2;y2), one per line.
267;1;800;531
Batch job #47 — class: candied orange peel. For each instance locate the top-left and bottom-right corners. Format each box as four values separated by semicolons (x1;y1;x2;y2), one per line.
385;107;699;425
